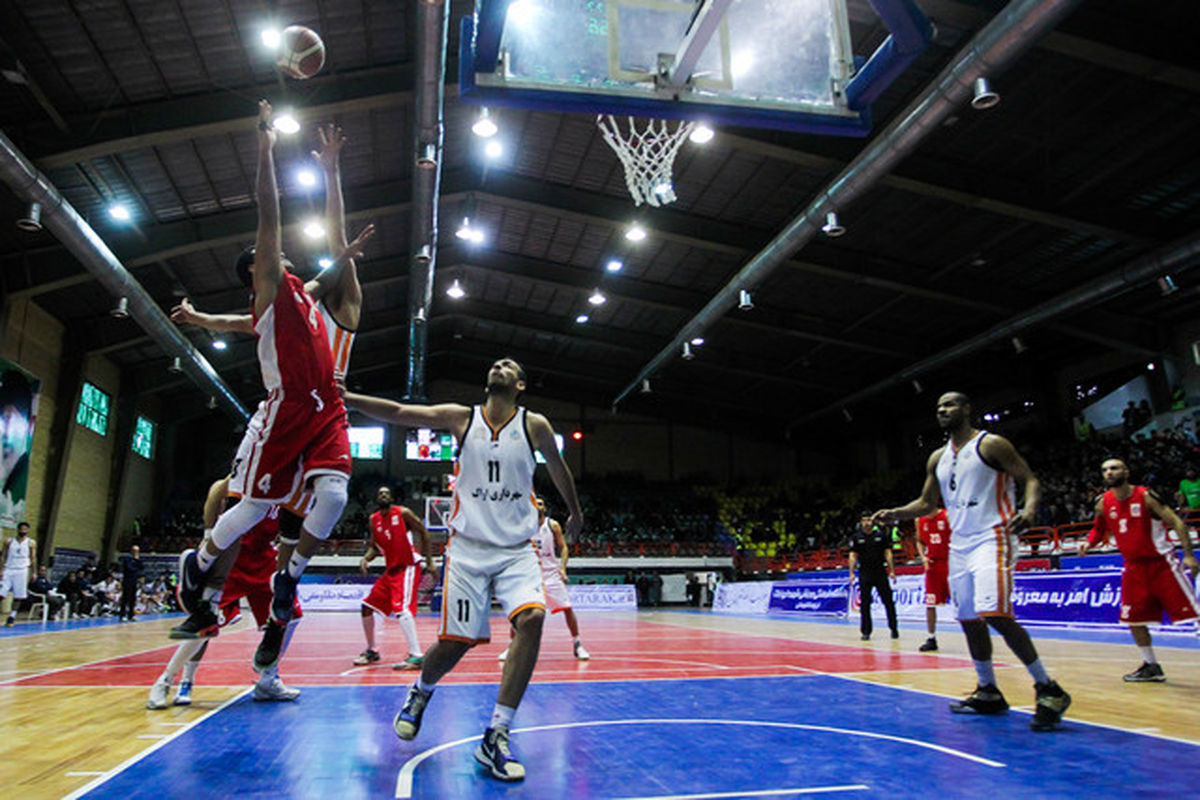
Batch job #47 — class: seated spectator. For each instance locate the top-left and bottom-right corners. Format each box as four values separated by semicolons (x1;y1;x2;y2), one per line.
56;570;82;618
29;566;66;620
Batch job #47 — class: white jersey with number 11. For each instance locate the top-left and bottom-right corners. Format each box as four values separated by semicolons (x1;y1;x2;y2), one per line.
446;405;538;547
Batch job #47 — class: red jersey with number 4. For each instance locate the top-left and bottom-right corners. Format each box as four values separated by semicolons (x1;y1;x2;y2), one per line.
371;506;417;570
1090;485;1174;561
917;509;951;561
254;271;337;396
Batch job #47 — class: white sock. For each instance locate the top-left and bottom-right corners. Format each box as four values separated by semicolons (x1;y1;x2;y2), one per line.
416;677;436;694
181;641;207;683
397;611;421;656
1140;645;1157;664
490;703;516;732
974;660;996;687
286;553;310;580
1026;658;1050;685
196;547;217;572
161;639;205;684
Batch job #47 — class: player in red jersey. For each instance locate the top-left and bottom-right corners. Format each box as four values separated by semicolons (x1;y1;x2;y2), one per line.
175;101;361;672
354;486;433;670
148;477;303;708
916;508;951;652
1079;458;1200;682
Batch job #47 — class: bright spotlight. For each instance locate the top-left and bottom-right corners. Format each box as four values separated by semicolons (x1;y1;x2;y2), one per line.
588;289;607;306
446;278;466;299
625;223;647;242
273;113;300;135
472;108;498;138
261;28;281;49
484;140;503;159
575;314;589;324
508;0;534;26
689;124;715;144
212;340;228;351
297;168;317;187
318;257;334;269
302;220;324;239
690;337;705;346
605;259;623;273
108;204;131;221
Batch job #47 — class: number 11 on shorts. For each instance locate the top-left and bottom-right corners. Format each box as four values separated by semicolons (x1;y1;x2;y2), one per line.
456;598;470;623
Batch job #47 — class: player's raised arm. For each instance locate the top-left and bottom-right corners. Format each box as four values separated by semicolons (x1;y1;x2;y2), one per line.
342;392;471;438
252;100;284;316
981;434;1040;534
872;448;944;525
527;412;583;539
307;223;375;299
170;298;254;334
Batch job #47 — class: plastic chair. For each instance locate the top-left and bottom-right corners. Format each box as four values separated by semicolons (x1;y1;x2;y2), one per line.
26;591;49;622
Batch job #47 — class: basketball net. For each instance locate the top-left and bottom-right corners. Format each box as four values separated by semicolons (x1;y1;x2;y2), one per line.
597;115;695;207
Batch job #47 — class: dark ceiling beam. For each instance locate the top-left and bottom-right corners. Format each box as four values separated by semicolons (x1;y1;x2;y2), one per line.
27;64;435;169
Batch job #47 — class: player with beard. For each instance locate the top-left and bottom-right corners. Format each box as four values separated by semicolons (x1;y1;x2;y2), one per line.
872;391;1071;731
344;357;583;783
1079;458;1200;682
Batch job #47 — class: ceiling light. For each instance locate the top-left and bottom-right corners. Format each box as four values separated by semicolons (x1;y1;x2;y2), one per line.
652;180;673;196
821;211;845;237
302;219;324;239
912;379;923;394
212;339;228;351
484;140;503;159
1158;275;1178;296
261;28;281;49
605;259;623;273
296;168;317;187
415;244;432;265
456;217;485;244
731;51;754;79
690;336;705;346
168;356;183;374
1011;336;1027;354
110;297;130;319
738;289;753;311
108;203;131;221
446;278;466;299
640;379;651;394
15;201;42;232
625;223;647;242
689;124;715;144
273;113;300;135
575;314;589;324
207;396;217;410
472;108;498;138
971;76;1000;110
588;288;606;306
318;257;334;269
1147;362;1156;371
417;143;438;169
507;0;534;26
682;342;694;360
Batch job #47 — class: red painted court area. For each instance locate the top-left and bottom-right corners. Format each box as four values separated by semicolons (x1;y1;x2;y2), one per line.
9;613;972;688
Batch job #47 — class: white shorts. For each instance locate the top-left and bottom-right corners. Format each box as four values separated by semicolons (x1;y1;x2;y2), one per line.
439;536;545;644
1;570;29;600
540;566;572;614
228;401;267;499
949;527;1015;620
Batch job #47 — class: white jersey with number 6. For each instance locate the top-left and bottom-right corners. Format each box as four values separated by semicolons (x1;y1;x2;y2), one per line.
935;430;1016;549
447;405;538;547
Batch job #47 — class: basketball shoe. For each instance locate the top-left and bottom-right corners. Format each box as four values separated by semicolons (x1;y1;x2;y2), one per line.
176;549;204;614
919;636;938;652
475;727;526;782
949;684;1009;714
170;605;219;639
1123;662;1166;682
354;648;381;666
269;570;297;624
1030;680;1071;731
574;640;590;660
394;684;433;740
393;655;423;671
147;679;172;709
254;620;286;671
254;676;300;702
173;681;193;706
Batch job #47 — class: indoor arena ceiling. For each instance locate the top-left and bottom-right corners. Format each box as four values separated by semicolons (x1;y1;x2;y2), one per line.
1;0;1199;436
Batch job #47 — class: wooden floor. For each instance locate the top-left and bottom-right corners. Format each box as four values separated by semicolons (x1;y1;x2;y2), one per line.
1;610;1197;798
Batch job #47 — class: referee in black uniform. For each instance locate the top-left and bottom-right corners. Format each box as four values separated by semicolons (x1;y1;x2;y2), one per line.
849;514;898;641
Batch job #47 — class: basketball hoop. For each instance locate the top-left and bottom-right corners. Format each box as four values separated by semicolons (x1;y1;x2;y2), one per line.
597;115;695;207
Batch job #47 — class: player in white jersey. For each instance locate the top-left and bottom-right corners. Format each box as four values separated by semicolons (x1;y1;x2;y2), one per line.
345;357;583;783
499;496;589;662
872;391;1070;732
2;521;36;626
168;122;366;639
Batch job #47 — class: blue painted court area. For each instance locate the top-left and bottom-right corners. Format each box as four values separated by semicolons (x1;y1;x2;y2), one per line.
0;612;181;639
83;675;1200;799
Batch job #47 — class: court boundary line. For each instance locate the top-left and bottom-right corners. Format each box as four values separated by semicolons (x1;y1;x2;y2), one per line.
827;672;1200;749
394;717;1005;798
60;687;251;800
614;785;871;799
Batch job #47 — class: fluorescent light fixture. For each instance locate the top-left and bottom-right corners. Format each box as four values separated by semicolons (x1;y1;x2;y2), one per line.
587;288;606;306
273;113;300;135
689;124;715;144
625;223;647;242
605;259;623;273
472;108;498;138
446;278;466;299
108;204;131;221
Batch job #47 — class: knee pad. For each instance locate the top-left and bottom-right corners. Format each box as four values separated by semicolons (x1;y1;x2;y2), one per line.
302;474;348;541
278;508;304;546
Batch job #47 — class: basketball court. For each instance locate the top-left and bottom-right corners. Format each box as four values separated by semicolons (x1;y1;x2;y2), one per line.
2;609;1198;798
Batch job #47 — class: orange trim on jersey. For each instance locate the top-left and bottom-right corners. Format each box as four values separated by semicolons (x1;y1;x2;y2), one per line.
447;463;462;523
993;524;1012;616
481;406;518;441
438;634;490;645
507;601;545;620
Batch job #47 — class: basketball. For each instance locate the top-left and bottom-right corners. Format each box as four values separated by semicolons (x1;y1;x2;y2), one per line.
276;25;325;80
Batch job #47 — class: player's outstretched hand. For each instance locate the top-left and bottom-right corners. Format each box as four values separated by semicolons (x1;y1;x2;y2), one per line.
257;99;277;146
170;297;197;325
339;223;376;263
312;124;346;170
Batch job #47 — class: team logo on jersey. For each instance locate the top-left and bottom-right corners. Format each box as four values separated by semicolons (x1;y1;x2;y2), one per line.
1131;503;1142;517
392;515;399;526
1109;510;1118;519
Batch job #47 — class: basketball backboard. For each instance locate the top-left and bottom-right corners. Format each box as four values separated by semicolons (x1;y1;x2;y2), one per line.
460;0;933;137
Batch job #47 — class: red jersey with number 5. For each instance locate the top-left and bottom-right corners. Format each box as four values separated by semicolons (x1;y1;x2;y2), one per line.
254;271;336;395
370;506;417;570
1091;485;1174;561
917;509;951;561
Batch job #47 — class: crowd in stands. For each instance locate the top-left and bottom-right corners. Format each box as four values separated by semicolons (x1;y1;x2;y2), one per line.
24;560;177;621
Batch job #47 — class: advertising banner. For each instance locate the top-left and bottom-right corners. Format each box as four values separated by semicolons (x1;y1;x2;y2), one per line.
567;584;637;610
768;579;850;616
0;360;39;530
1011;569;1122;624
297;581;372;611
713;581;774;614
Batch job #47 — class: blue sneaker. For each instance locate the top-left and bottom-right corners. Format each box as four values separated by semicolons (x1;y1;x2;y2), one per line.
474;727;525;781
393;684;433;741
269;570;297;624
173;681;193;706
176;549;204;614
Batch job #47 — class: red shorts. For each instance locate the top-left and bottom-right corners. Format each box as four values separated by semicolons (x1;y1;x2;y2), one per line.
219;545;303;628
237;389;350;502
1120;556;1200;625
363;564;421;618
925;559;949;606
